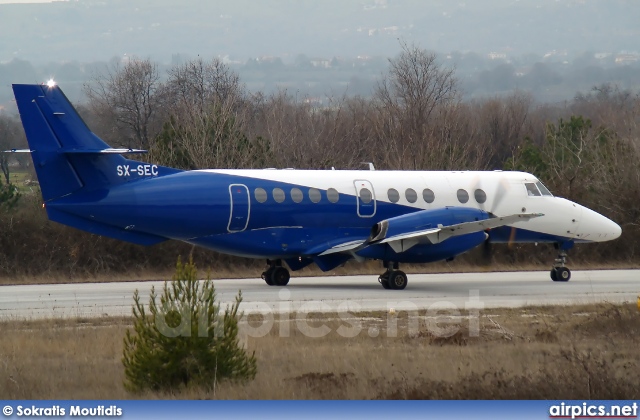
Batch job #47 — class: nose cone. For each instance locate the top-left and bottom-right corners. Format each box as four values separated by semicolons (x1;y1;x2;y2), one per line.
610;219;622;240
578;206;622;242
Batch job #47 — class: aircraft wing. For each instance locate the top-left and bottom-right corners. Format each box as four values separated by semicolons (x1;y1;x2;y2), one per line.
380;212;544;252
317;240;367;256
319;212;544;255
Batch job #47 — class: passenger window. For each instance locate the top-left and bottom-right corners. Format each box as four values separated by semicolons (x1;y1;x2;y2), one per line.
474;189;487;204
388;188;400;203
254;188;267;203
360;188;372;204
536;181;553;196
457;189;469;203
423;188;435;203
405;188;417;203
525;183;541;197
309;188;321;203
291;188;303;203
273;188;285;203
327;188;339;203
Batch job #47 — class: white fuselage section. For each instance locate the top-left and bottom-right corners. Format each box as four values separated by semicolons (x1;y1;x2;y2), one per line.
206;169;621;243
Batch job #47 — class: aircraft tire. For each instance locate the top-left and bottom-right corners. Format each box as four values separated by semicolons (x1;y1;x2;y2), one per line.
388;270;408;290
272;267;290;286
555;267;571;282
550;268;557;281
262;268;275;286
380;277;391;289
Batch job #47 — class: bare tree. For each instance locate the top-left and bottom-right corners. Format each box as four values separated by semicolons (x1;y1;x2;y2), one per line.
153;58;257;169
84;58;164;149
248;90;379;170
248;90;325;168
429;101;492;170
166;57;243;112
374;42;459;169
473;91;534;168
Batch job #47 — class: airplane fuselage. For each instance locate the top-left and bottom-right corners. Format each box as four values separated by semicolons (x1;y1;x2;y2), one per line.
47;168;620;262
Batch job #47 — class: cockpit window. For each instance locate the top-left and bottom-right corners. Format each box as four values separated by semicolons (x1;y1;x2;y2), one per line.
525;183;541;197
536;181;553;196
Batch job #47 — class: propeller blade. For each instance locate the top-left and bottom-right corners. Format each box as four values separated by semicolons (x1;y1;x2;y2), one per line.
482;235;492;264
489;177;510;215
469;174;488;212
507;226;517;249
469;174;510;216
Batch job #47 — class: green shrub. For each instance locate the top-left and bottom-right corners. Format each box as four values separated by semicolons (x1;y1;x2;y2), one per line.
0;182;20;211
122;256;257;393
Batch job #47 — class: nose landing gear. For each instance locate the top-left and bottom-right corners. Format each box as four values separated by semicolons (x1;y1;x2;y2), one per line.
550;246;571;282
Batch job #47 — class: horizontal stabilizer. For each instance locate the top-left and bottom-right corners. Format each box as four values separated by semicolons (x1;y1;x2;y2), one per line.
61;148;148;154
3;148;147;154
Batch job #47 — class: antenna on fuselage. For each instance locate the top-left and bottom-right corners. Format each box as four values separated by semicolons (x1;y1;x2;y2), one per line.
360;162;375;171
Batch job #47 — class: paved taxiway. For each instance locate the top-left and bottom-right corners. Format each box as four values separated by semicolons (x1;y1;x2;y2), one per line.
0;270;638;319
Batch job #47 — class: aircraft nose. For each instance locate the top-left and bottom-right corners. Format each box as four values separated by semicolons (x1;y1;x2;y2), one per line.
610;218;622;240
578;206;622;242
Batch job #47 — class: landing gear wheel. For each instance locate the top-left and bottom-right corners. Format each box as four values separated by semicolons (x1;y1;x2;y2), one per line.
378;262;407;290
379;274;391;289
262;268;275;286
271;266;290;286
388;270;408;290
552;267;571;282
550;245;572;282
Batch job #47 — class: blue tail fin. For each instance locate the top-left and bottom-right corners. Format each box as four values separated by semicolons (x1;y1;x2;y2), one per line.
12;84;179;201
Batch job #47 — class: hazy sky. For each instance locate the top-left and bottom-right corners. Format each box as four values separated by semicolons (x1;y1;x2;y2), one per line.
2;0;639;64
0;0;639;107
0;0;55;3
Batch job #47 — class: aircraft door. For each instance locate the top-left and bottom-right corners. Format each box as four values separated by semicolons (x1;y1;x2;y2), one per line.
353;179;376;218
228;184;250;232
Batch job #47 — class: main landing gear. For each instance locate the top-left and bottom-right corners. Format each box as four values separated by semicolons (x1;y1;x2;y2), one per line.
550;247;571;282
261;259;290;286
378;261;408;290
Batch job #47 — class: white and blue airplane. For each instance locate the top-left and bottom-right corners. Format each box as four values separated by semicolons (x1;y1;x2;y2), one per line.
8;83;622;289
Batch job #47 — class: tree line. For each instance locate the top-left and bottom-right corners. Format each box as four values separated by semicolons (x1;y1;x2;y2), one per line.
1;43;638;278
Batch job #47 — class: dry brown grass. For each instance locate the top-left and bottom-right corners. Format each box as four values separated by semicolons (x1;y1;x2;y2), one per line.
2;259;639;286
1;303;639;399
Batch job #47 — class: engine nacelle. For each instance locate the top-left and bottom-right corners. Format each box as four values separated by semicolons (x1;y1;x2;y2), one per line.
368;207;490;243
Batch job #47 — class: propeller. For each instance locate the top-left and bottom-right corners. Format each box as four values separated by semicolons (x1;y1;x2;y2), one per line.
470;173;514;263
482;232;493;265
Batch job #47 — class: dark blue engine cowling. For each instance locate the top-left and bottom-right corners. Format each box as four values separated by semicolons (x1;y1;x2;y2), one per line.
357;207;490;263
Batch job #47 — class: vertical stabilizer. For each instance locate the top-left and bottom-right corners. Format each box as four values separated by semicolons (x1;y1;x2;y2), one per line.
12;84;92;200
12;84;179;201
